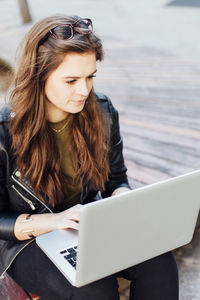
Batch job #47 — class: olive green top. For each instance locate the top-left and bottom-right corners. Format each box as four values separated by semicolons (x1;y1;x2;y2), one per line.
49;118;81;211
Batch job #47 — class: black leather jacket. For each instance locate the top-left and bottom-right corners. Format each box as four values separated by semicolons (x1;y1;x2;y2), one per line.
0;92;130;278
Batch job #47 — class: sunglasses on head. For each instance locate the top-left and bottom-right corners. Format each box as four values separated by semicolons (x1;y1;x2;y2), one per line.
39;18;93;46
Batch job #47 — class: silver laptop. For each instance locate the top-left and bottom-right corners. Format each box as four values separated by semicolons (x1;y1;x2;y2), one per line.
36;170;200;287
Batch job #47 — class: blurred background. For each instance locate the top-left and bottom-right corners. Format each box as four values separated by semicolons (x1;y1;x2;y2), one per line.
0;1;200;299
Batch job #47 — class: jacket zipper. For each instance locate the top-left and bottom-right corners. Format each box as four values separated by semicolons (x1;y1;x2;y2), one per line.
11;174;53;213
11;185;36;210
0;239;34;279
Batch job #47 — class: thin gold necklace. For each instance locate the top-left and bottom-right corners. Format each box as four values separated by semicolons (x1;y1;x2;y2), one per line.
51;119;69;133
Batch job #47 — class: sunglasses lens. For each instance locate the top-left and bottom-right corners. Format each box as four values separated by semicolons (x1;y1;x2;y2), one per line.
75;19;93;33
53;25;73;40
82;19;93;32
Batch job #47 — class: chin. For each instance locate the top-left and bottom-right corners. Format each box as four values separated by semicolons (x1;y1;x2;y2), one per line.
70;104;85;114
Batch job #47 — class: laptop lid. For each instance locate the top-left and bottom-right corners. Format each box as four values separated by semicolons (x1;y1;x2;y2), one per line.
36;170;200;287
75;170;200;286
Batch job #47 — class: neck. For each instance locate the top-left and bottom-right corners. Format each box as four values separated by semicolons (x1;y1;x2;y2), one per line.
46;103;69;123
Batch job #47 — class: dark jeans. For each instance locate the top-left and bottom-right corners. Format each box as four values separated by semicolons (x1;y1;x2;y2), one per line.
8;241;179;300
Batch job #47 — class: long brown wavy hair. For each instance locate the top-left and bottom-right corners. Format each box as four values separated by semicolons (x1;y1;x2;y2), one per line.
9;15;110;206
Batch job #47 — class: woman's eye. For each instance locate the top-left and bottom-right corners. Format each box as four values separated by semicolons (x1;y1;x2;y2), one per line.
88;75;96;79
66;80;76;85
66;75;96;85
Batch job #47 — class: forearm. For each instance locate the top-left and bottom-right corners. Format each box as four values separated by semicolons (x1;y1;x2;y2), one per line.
14;213;57;241
14;204;81;241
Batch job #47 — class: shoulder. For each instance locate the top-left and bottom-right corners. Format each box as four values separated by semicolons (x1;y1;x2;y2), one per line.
0;106;12;150
95;92;118;118
95;92;120;143
0;106;12;123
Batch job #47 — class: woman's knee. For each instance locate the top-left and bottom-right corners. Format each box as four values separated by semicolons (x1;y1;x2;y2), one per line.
120;251;178;284
144;251;178;280
121;252;179;300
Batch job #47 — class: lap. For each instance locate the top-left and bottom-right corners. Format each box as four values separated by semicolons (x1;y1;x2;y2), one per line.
7;241;178;300
7;241;120;300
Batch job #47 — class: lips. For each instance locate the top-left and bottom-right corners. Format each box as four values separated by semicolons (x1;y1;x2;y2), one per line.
71;99;85;105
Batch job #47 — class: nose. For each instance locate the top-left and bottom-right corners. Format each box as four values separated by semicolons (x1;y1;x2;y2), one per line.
77;79;90;97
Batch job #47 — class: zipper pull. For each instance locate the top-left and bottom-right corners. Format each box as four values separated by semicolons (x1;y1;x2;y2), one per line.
11;185;36;210
28;200;36;210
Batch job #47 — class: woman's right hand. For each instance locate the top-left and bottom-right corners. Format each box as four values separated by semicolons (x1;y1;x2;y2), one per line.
53;204;82;231
14;204;82;241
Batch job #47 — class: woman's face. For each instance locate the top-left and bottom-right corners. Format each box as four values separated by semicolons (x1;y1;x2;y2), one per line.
45;51;97;122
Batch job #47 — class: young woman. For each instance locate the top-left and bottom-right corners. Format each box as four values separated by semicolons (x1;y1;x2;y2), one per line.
0;15;178;300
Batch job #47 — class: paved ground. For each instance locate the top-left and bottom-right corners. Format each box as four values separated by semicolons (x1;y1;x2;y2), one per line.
0;0;200;299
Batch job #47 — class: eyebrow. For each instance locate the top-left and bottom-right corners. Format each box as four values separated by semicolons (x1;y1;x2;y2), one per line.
63;69;97;80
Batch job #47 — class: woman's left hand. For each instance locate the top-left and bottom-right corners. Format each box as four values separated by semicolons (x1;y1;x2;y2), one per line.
111;187;131;196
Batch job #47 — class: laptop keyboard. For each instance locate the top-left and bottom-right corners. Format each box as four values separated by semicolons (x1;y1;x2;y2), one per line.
59;246;78;269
